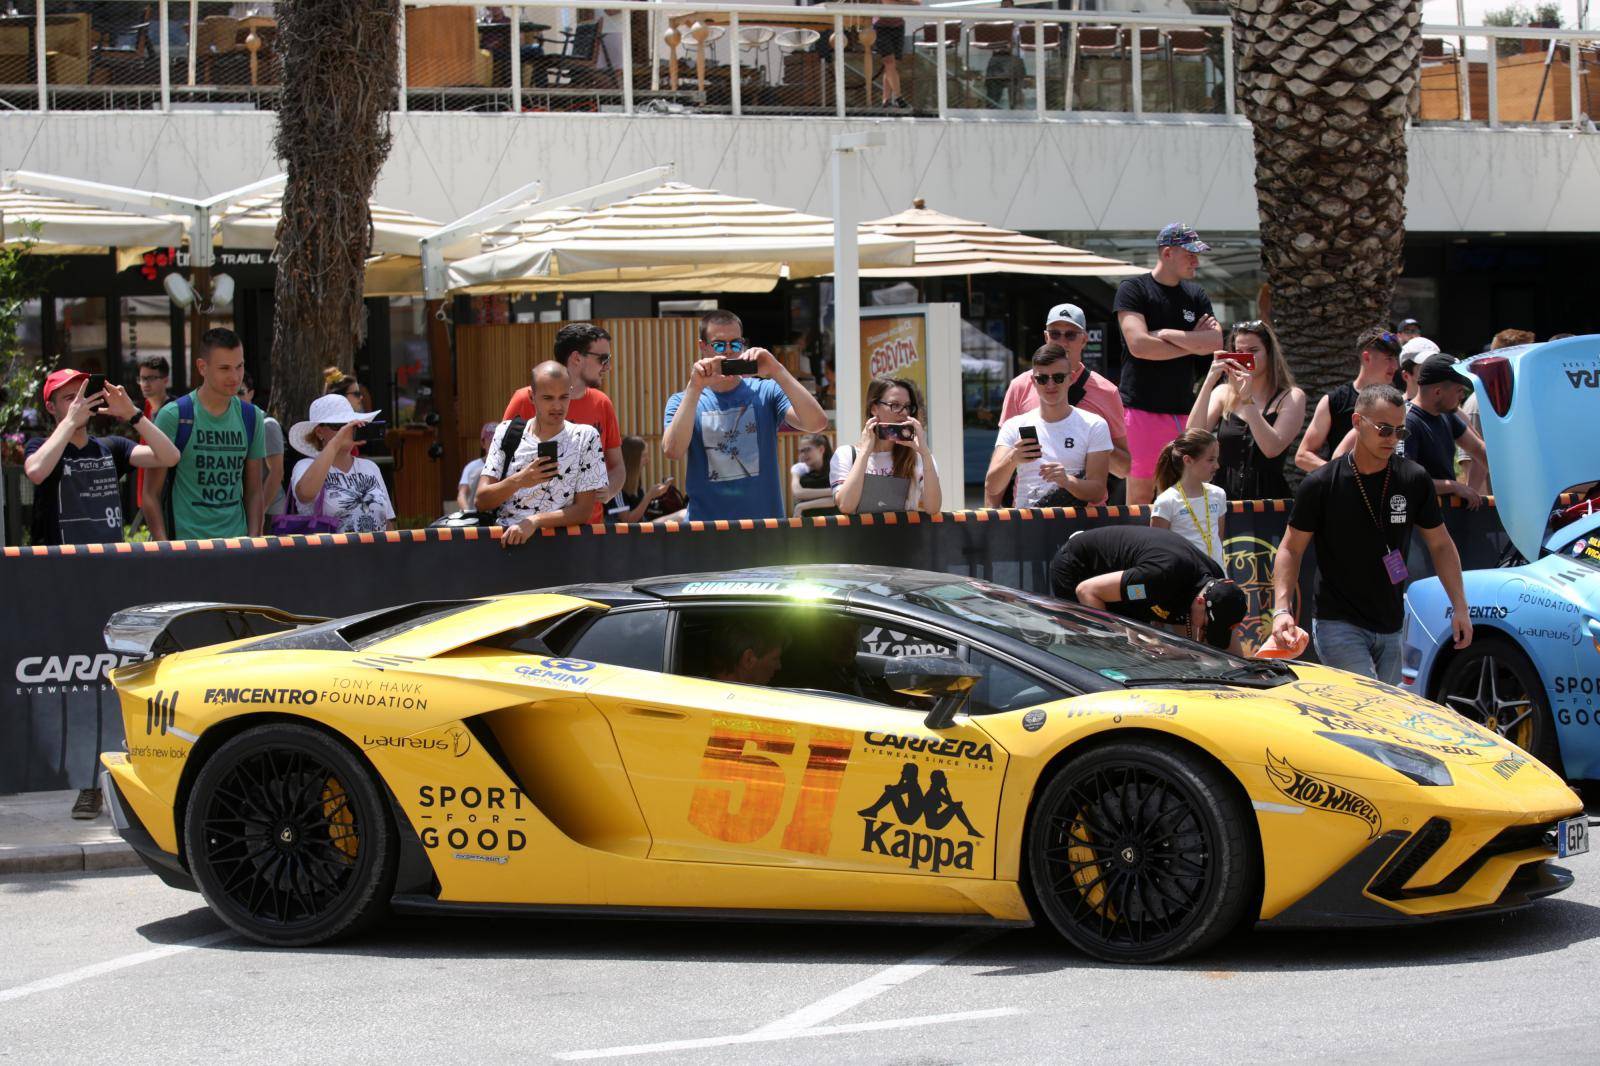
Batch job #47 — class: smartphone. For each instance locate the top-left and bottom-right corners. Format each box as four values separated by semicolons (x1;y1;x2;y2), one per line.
536;440;560;474
1017;425;1039;444
876;424;914;442
356;420;387;442
1220;351;1255;372
721;358;758;376
83;374;106;407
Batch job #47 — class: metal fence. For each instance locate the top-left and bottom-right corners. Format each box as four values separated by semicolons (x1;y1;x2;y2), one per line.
1;0;1596;129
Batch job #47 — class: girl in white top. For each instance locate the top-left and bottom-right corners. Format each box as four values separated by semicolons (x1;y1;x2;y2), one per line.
833;378;942;514
1150;428;1227;568
287;394;397;533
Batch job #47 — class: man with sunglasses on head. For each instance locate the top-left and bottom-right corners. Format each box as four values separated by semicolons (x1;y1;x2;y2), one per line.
999;303;1131;486
1295;326;1402;472
986;344;1113;508
1271;384;1471;684
662;309;829;522
504;323;624;523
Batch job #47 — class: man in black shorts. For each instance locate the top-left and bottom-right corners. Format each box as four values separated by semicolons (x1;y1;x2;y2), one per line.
1050;525;1248;650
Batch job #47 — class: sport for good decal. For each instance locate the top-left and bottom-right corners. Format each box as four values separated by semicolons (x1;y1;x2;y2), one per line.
1265;751;1382;838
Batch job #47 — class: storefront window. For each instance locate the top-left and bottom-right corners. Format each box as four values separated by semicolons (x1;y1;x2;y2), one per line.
53;297;109;374
388;297;432;426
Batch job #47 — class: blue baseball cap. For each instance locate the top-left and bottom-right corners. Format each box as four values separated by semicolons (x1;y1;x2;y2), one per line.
1157;222;1210;254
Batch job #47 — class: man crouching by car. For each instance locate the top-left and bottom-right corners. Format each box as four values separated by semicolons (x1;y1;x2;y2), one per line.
476;361;609;547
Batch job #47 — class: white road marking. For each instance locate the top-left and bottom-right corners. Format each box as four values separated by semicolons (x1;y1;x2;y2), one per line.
752;929;997;1034
553;1008;1023;1061
0;930;233;1005
555;930;1010;1060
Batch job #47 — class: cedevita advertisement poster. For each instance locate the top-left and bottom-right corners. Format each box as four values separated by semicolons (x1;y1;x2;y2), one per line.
860;312;929;433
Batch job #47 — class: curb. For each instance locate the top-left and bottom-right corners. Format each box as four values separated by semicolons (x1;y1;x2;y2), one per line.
0;841;143;876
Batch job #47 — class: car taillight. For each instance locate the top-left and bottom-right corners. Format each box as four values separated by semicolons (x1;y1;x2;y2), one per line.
1470;356;1514;417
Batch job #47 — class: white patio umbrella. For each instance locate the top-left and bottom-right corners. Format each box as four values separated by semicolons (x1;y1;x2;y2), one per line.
215;195;480;262
446;182;915;294
0;185;186;254
860;199;1143;278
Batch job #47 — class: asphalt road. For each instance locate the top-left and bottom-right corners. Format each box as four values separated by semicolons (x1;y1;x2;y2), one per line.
3;846;1599;1066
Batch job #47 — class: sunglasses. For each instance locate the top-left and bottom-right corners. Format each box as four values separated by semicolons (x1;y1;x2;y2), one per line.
586;350;611;364
1033;371;1071;386
705;339;746;355
1358;414;1410;440
1045;329;1084;341
1233;320;1266;333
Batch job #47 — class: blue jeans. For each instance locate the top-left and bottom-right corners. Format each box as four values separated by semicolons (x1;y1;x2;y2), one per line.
1313;619;1402;684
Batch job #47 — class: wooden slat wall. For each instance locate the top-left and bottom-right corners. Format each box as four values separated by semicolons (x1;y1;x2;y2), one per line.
457;318;838;515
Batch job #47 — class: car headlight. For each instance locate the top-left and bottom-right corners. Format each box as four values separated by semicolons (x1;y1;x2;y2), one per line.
1314;731;1453;786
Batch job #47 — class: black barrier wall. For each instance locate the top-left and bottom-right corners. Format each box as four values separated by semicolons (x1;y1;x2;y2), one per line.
0;501;1510;793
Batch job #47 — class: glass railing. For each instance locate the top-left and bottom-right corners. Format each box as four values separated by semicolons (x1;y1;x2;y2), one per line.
1;0;1594;130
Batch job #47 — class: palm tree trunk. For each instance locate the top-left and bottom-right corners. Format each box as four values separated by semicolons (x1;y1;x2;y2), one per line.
1230;0;1421;400
269;0;399;427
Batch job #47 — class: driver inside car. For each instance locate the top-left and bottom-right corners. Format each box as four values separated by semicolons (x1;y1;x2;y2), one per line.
706;620;786;686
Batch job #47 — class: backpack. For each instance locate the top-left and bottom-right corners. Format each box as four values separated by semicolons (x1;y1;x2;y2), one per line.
161;394;260;535
429;418;527;529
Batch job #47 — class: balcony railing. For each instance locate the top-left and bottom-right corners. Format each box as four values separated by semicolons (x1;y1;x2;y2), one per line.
1;0;1596;130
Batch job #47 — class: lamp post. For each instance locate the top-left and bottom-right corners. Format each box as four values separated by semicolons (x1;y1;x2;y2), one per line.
830;131;885;445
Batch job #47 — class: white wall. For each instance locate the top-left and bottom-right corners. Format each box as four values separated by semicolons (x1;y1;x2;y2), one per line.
5;111;1600;235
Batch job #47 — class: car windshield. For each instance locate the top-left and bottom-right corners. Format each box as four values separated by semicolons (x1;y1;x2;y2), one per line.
897;581;1242;683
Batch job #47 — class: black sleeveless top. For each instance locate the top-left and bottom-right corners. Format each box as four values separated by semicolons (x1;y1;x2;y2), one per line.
1215;389;1291;500
1317;383;1359;461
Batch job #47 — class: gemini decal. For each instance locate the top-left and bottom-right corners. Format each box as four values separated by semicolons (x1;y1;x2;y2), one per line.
1265;751;1382;838
858;764;983;873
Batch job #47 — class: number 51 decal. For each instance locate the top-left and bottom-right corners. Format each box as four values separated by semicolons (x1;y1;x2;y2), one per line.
687;723;852;855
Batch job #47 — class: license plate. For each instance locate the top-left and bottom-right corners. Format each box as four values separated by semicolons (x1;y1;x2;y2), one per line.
1556;816;1590;859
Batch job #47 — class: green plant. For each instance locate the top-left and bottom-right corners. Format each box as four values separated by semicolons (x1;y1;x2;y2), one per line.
0;224;50;457
1485;3;1563;56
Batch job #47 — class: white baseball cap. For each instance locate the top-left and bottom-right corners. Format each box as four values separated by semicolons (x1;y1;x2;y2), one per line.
1046;303;1087;331
1399;336;1442;368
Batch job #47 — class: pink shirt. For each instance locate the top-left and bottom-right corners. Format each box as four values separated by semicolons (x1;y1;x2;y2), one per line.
1000;367;1128;438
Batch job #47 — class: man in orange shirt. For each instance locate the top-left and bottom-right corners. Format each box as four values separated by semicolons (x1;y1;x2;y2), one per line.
503;323;624;522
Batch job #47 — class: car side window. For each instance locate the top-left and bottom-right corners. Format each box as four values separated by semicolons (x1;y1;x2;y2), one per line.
564;609;668;673
963;647;1066;715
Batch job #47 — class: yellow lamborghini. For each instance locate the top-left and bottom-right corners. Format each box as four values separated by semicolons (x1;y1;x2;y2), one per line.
99;566;1588;963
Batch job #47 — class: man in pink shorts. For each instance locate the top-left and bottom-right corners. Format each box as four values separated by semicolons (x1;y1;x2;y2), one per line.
1112;223;1223;504
998;303;1129;503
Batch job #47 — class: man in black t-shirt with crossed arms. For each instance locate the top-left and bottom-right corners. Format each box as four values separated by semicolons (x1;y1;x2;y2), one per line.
1272;384;1471;684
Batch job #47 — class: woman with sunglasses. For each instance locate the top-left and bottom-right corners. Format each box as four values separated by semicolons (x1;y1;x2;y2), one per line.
1186;319;1306;501
833;377;941;514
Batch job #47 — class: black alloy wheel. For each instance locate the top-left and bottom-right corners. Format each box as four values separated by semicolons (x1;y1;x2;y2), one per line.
1436;641;1562;772
1026;739;1256;964
184;723;397;946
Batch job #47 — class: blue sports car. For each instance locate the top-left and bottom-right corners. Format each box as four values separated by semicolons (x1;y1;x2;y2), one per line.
1401;336;1600;779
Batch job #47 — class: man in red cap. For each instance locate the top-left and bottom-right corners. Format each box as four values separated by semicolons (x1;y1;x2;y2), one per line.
23;370;179;547
23;369;180;821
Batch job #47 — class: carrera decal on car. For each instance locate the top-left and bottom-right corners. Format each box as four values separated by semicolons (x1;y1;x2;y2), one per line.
686;722;853;855
857;764;983;873
1265;751;1382;839
863;731;994;766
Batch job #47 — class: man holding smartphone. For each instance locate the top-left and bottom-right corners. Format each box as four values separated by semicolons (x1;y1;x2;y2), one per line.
662;309;829;522
24;369;180;546
478;360;609;545
985;344;1113;508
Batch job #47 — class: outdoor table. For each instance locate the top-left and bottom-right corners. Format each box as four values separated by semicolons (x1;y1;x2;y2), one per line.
665;9;869;98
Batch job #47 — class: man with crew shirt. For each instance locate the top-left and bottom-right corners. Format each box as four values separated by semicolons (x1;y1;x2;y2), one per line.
1402;353;1487;509
503;322;624;522
1113;223;1223;506
1272;384;1472;683
986;343;1114;508
1295;326;1401;472
1049;525;1248;650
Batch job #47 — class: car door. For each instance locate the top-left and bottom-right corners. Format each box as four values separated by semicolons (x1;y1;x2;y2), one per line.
599;603;1012;878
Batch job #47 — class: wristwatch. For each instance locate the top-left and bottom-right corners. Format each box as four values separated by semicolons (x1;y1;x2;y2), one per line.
1270;607;1294;618
128;409;144;427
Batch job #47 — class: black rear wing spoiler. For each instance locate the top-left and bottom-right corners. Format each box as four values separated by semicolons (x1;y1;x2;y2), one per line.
104;602;330;658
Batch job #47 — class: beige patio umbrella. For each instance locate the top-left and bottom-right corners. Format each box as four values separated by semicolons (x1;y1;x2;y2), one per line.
859;199;1143;278
0;186;187;254
214;195;480;261
446;182;915;295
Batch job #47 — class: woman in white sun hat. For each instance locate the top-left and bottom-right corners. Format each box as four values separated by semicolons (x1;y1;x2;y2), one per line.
288;393;396;533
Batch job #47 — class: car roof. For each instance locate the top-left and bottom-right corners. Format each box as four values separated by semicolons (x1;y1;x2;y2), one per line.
586;565;961;604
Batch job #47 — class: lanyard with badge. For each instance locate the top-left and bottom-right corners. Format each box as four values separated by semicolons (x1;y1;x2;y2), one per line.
1179;489;1214;559
1350;454;1408;584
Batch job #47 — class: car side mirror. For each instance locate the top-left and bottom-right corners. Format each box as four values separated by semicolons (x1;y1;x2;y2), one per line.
856;652;981;730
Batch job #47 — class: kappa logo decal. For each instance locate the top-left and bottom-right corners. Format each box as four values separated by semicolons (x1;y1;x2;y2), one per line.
1266;751;1382;838
858;764;983;873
